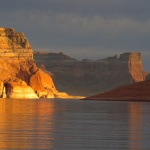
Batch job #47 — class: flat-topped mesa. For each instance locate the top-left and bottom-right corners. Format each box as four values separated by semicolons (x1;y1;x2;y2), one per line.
34;51;149;96
0;28;33;59
98;52;144;82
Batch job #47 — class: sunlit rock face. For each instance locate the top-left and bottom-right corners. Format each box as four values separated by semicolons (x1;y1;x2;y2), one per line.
0;28;33;59
4;79;38;99
30;70;57;98
119;52;144;82
34;52;149;96
0;81;6;98
0;28;69;98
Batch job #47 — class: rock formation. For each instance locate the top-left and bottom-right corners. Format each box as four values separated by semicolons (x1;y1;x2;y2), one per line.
0;28;33;59
83;80;150;101
34;52;150;96
0;28;70;98
4;79;38;99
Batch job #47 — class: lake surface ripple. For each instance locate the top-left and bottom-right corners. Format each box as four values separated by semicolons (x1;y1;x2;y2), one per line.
0;99;150;150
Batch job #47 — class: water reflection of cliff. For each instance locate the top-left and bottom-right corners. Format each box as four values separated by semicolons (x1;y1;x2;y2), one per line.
129;103;142;150
0;99;55;149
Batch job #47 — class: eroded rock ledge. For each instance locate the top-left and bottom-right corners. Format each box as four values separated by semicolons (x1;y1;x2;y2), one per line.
34;51;150;96
0;28;70;98
0;28;33;59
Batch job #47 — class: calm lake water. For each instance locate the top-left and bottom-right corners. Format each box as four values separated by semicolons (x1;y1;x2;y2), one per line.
0;99;150;150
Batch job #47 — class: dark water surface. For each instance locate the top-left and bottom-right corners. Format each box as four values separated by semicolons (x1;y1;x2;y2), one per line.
0;99;150;150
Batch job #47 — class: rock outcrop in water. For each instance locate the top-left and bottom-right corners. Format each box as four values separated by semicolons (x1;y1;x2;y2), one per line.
83;80;150;101
0;28;70;98
34;52;150;96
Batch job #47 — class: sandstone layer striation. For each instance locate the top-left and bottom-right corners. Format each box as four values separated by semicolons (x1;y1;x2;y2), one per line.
34;52;150;96
0;28;33;59
0;28;70;98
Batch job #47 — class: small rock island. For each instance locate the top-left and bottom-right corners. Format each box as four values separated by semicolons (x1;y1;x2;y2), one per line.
0;28;70;98
82;80;150;101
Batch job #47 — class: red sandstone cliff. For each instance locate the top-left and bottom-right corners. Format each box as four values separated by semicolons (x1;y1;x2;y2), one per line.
0;28;70;98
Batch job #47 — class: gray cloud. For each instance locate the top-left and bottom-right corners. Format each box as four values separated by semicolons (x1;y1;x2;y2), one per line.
0;0;150;70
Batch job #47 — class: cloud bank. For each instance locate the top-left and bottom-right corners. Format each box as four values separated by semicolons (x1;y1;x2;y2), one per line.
0;0;150;70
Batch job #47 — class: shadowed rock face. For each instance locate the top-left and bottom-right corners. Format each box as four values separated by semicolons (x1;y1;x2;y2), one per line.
0;28;70;98
83;80;150;101
34;52;150;96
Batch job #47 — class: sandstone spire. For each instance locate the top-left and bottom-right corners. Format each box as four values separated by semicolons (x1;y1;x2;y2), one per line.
119;52;145;82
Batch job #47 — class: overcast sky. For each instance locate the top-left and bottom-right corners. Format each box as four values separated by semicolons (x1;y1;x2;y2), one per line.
0;0;150;70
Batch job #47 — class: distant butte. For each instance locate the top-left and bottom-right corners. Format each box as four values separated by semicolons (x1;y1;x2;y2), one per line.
34;51;150;96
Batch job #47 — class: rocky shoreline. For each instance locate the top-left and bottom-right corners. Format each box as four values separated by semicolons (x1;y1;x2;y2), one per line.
82;80;150;101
